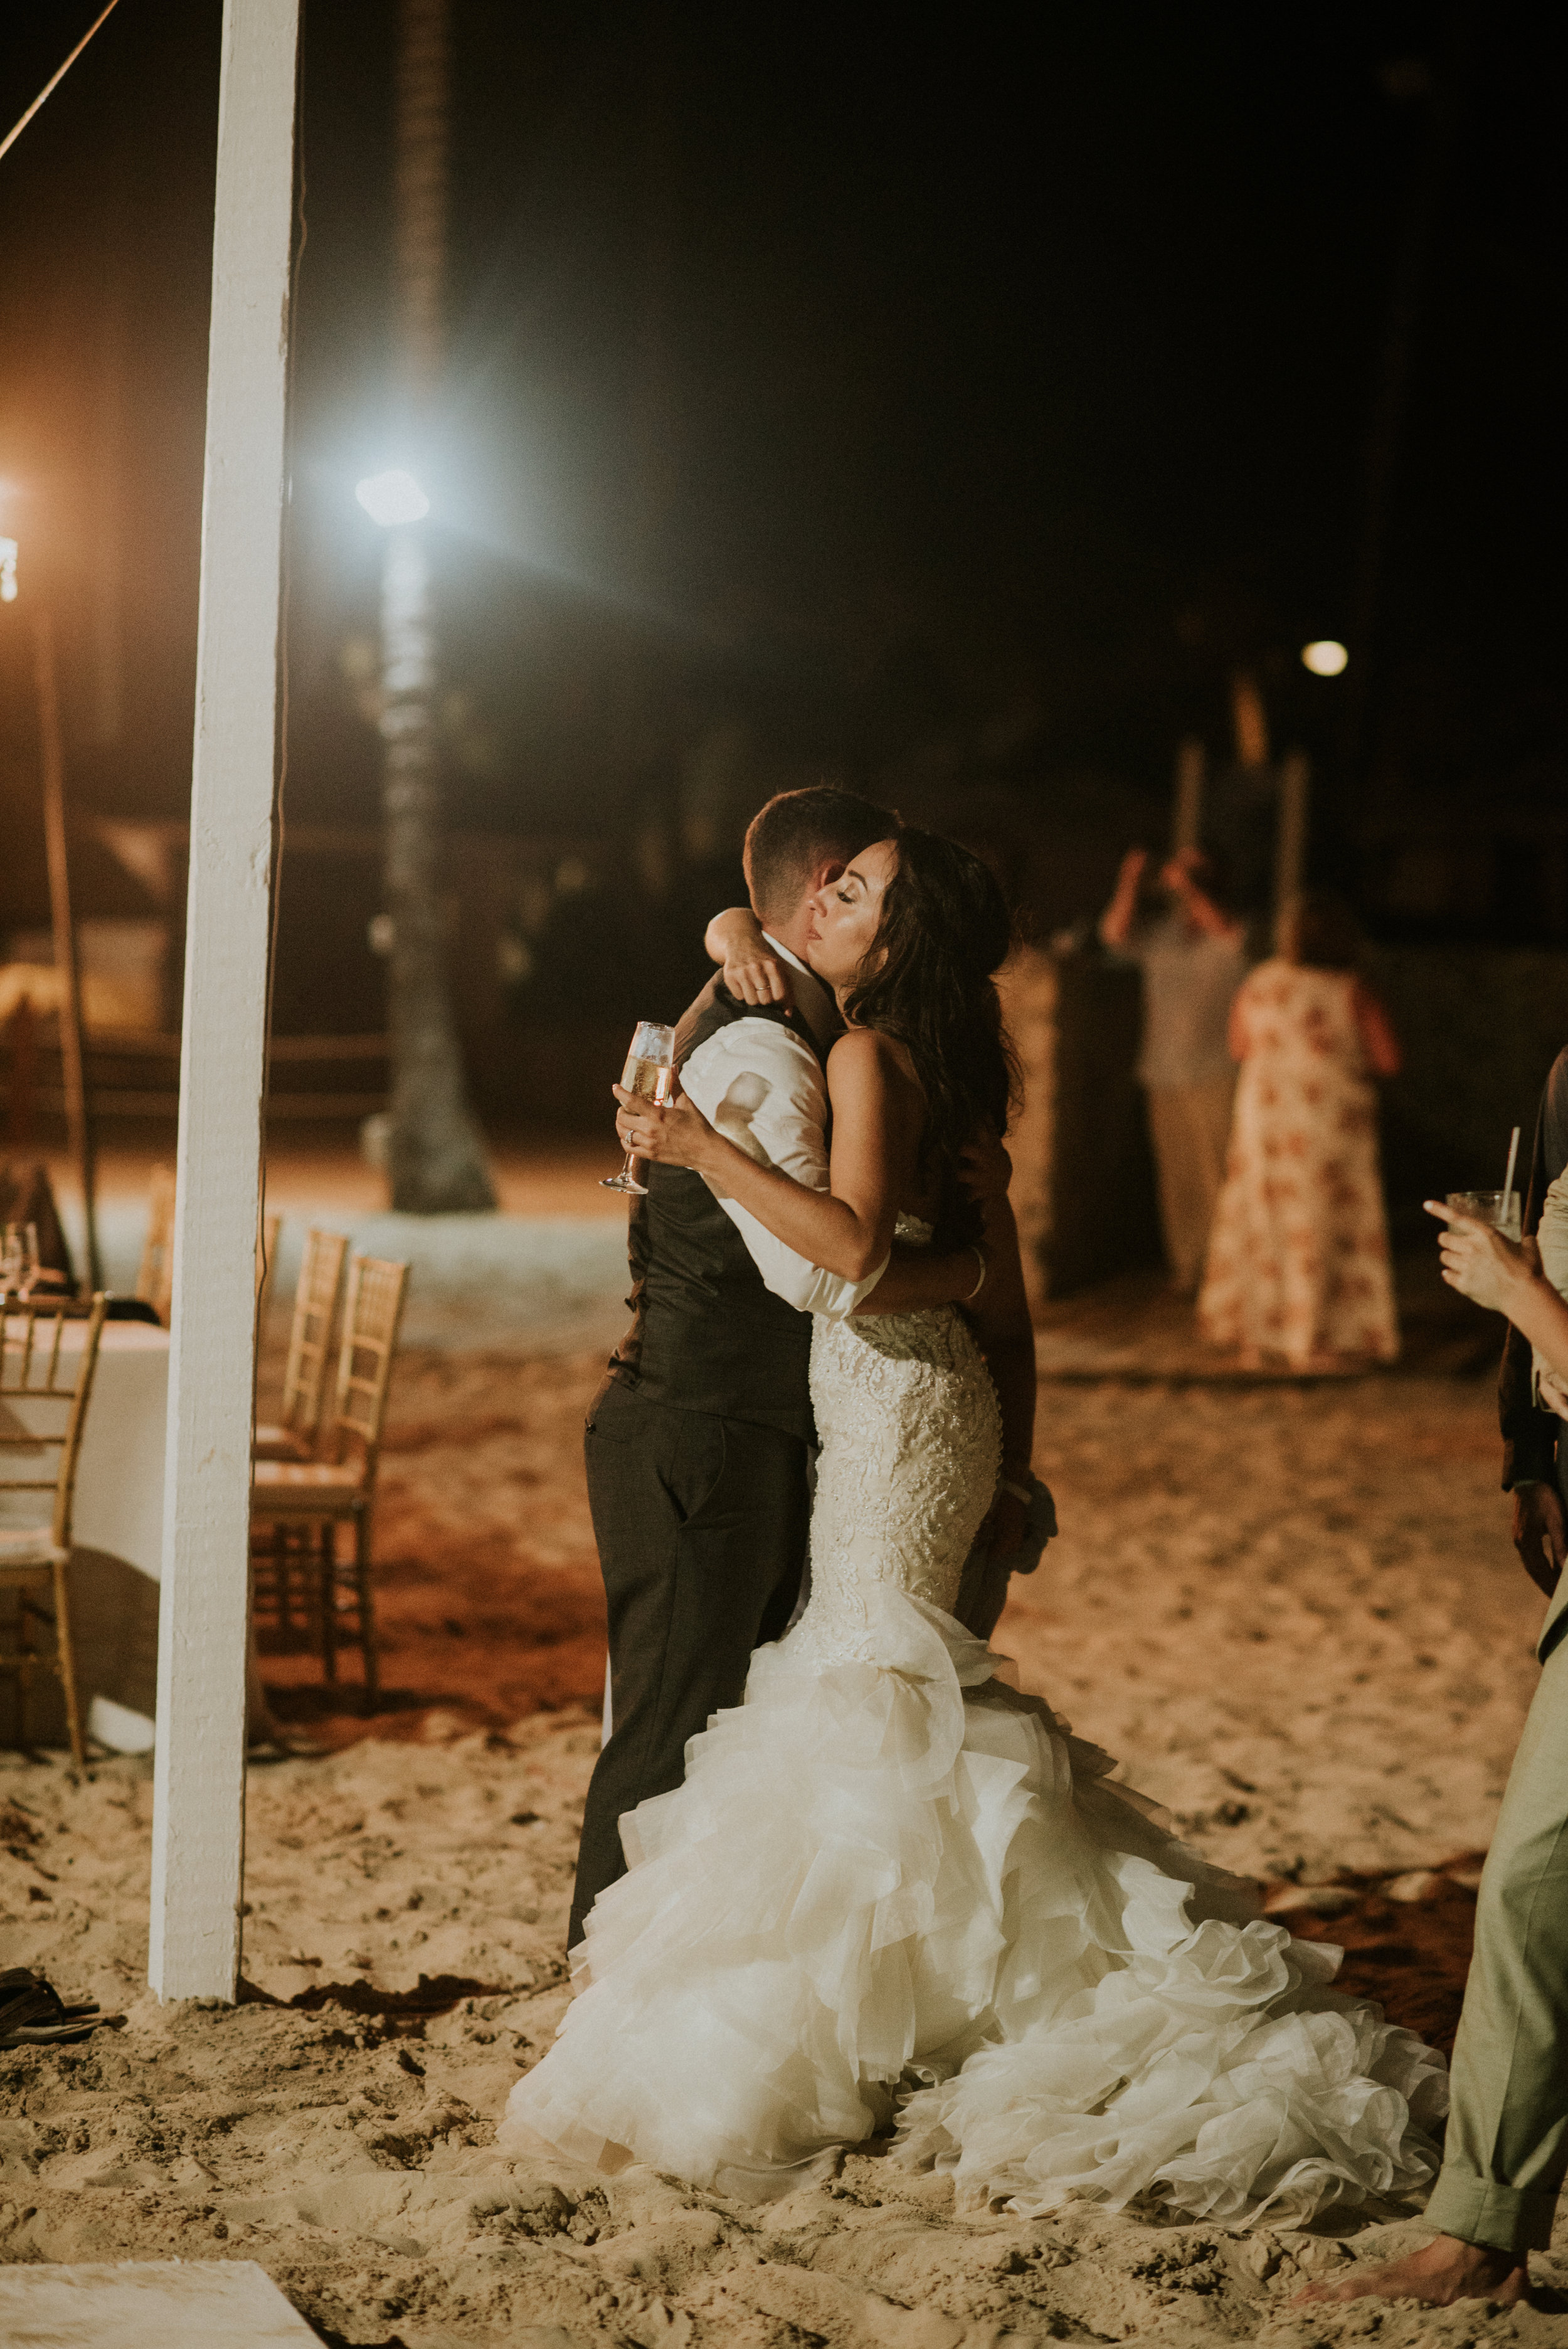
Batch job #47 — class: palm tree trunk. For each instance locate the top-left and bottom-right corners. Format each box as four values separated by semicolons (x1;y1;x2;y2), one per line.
381;0;495;1212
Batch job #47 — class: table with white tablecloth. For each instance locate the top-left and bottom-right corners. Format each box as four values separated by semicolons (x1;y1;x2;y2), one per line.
1;1320;169;1751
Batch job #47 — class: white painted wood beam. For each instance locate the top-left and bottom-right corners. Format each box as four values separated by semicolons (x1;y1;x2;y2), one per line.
149;0;300;2003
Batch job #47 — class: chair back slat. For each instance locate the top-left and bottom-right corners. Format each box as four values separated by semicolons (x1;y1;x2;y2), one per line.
137;1166;177;1326
278;1227;349;1443
0;1296;109;1550
326;1254;408;1471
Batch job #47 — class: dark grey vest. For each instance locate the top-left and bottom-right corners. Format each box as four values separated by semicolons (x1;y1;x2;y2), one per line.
606;970;837;1441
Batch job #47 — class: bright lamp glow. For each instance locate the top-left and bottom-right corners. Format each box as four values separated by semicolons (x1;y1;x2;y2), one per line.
0;538;16;602
354;469;430;527
1301;639;1348;677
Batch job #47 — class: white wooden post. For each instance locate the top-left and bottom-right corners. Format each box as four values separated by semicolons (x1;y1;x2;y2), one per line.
148;0;300;2003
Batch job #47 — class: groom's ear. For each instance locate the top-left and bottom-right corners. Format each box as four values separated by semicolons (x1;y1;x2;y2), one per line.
807;857;846;894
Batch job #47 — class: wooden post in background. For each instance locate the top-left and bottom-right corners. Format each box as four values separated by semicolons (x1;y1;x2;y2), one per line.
1170;736;1205;854
33;610;100;1290
148;0;299;2004
1231;669;1272;772
1274;750;1311;947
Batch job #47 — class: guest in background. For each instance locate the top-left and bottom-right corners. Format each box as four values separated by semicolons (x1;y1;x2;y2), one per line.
1098;844;1249;1293
1500;1048;1568;1596
1199;889;1400;1372
1300;1194;1568;2310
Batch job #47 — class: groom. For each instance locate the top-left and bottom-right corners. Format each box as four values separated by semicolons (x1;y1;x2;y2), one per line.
570;786;990;1951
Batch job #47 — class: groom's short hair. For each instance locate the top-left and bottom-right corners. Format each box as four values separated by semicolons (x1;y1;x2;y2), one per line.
743;787;899;923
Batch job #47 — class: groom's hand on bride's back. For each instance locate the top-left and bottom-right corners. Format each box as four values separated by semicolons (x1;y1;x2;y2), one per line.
979;1489;1030;1560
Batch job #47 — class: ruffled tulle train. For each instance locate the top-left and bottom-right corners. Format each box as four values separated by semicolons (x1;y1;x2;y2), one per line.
501;1590;1446;2219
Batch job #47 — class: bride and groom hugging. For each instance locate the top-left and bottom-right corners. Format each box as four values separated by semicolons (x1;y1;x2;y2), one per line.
501;785;1446;2224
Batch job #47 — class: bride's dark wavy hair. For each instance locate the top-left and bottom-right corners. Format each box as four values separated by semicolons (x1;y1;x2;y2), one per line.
844;827;1019;1247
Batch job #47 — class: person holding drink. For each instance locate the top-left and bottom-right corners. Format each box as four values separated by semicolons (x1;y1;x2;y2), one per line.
1301;1184;1568;2309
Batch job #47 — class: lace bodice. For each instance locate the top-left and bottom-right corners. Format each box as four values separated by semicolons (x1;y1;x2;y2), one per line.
789;1214;1002;1663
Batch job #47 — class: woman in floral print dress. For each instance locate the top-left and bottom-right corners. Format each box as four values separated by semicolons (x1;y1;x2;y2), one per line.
1199;892;1401;1371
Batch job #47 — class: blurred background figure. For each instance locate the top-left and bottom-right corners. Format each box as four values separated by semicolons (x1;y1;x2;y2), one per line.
1099;844;1249;1295
1199;890;1401;1372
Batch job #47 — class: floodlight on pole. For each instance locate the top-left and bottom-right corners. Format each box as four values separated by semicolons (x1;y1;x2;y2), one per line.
355;469;430;526
1301;639;1348;677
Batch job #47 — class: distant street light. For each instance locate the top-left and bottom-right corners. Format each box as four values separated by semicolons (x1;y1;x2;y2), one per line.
1301;639;1349;677
355;468;430;527
0;538;16;601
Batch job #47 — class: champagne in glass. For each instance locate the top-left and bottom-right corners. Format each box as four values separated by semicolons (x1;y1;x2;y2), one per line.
602;1021;677;1196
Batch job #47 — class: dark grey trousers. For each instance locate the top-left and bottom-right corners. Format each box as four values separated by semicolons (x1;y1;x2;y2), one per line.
569;1378;812;1950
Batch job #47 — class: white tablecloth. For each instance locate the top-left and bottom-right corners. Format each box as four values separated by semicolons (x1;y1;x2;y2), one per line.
71;1320;170;1579
4;1319;169;1575
2;1319;169;1750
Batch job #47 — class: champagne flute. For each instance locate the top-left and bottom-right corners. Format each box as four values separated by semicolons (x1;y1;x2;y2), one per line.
0;1224;22;1299
601;1021;677;1196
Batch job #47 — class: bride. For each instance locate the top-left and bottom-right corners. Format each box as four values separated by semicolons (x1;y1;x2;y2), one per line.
501;825;1446;2221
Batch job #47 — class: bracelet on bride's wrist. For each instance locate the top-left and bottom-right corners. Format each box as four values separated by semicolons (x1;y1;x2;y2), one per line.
999;1476;1032;1506
964;1244;987;1303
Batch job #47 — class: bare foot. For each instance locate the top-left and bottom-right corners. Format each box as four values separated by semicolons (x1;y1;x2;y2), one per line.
1294;2233;1528;2307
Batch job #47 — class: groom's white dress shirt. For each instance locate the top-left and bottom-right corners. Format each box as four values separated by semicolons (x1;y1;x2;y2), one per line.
679;933;889;1318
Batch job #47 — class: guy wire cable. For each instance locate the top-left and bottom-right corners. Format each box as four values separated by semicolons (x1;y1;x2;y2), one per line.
0;0;127;169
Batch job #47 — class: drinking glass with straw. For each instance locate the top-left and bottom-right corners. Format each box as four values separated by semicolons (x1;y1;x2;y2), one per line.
1446;1124;1523;1243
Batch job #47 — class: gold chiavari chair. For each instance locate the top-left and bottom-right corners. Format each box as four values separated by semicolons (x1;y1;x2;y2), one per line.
136;1165;176;1327
253;1223;349;1640
0;1296;108;1764
254;1226;348;1463
250;1254;408;1694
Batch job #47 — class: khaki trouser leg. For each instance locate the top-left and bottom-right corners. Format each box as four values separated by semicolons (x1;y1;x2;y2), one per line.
1424;1634;1568;2257
1145;1077;1236;1293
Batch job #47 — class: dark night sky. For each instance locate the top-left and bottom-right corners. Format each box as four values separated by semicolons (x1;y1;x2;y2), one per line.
1;3;1565;915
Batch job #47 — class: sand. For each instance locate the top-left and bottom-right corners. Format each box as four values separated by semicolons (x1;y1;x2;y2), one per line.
6;1352;1568;2343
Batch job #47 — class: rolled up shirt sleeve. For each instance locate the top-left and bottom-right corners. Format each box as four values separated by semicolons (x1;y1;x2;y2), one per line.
679;1019;889;1317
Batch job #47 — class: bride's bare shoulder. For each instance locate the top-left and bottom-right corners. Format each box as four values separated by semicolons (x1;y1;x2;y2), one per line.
827;1027;920;1097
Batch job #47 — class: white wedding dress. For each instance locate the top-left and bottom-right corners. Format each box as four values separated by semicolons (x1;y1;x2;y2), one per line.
501;1222;1446;2220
